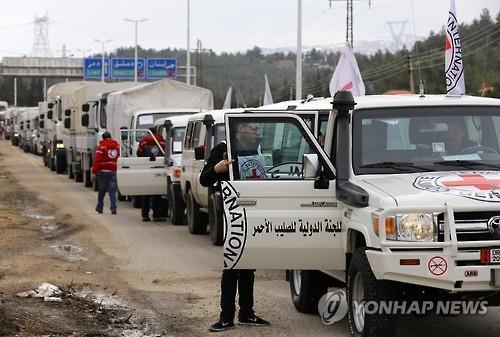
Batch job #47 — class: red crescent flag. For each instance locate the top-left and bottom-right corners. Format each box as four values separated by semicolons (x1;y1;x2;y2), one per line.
445;0;465;96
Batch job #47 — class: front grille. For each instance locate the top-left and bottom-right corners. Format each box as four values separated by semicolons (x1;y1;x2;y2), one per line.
437;212;500;242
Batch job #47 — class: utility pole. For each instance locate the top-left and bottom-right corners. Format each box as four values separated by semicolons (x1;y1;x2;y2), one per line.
14;78;17;107
124;18;148;82
94;38;112;83
186;0;191;85
196;39;203;86
407;54;415;93
296;0;302;100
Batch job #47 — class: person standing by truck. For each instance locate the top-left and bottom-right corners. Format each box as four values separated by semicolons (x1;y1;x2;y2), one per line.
200;122;270;332
137;126;167;221
92;132;119;214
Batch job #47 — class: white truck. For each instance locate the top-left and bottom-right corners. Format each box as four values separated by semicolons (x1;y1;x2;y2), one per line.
44;81;87;174
220;92;500;337
155;115;191;225
77;82;141;188
113;79;213;200
181;99;329;245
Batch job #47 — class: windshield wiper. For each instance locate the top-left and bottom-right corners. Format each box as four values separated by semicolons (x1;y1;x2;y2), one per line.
360;161;432;172
434;160;500;170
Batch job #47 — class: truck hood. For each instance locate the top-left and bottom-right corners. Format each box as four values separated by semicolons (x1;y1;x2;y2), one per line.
358;171;500;206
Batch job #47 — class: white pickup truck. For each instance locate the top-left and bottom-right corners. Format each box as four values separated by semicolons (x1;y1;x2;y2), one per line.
221;92;500;337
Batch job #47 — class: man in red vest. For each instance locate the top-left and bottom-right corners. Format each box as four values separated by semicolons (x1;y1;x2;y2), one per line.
92;132;120;214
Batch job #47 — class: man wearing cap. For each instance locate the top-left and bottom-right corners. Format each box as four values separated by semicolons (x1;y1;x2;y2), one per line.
92;132;120;214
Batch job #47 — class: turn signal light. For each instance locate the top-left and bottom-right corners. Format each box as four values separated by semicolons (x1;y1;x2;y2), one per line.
480;248;490;264
372;214;396;237
400;259;420;266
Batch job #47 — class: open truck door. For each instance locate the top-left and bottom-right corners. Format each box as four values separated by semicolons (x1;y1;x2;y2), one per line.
221;113;345;270
116;129;167;196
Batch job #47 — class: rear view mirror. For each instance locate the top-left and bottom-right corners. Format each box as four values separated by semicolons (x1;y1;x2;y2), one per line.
303;153;320;178
194;145;205;160
64;118;71;129
64;109;71;117
47;110;53;120
81;114;89;127
82;103;90;112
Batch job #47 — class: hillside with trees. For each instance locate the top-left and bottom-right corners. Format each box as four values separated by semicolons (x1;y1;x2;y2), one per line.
0;8;498;108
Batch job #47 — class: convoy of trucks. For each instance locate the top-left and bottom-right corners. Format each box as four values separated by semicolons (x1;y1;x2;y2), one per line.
6;75;500;337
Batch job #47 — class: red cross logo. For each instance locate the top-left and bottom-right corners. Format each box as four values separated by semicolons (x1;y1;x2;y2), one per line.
248;167;261;179
441;174;500;191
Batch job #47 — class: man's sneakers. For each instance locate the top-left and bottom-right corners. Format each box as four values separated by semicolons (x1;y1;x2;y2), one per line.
95;208;103;214
209;320;234;332
142;217;151;222
237;314;270;326
111;210;117;215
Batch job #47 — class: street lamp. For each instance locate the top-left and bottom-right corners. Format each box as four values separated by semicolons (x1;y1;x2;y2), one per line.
94;39;112;82
124;17;148;82
77;48;92;58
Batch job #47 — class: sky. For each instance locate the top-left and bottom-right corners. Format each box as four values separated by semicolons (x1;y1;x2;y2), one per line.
0;0;498;59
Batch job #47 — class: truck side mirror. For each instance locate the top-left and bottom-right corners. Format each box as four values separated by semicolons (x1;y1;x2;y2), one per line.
82;103;90;112
302;153;320;178
47;102;54;109
194;145;205;160
47;110;53;120
64;117;71;129
39;113;45;119
39;120;45;129
81;114;89;127
64;109;71;117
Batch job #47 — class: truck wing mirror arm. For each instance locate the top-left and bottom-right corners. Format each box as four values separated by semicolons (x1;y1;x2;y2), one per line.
336;180;369;207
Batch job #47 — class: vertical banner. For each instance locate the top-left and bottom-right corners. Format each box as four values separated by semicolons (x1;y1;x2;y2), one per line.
445;0;465;96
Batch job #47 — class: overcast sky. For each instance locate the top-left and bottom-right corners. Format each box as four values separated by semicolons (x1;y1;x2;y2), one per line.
0;0;498;58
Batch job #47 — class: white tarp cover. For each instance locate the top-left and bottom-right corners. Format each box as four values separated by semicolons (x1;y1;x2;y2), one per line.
106;79;214;140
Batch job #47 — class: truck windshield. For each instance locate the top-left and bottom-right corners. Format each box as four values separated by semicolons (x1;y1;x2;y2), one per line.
0;106;6;112
171;127;185;154
136;113;179;141
353;106;500;174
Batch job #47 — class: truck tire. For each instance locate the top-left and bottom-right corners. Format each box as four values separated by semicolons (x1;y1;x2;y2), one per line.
133;196;142;208
186;189;207;234
168;184;185;226
84;170;92;187
347;248;396;337
55;156;65;174
208;193;223;246
289;270;330;314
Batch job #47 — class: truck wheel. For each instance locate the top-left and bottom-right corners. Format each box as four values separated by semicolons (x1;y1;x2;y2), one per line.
347;248;397;337
168;184;185;226
84;170;92;187
208;193;223;246
56;156;65;174
289;270;330;313
133;196;142;208
186;189;207;234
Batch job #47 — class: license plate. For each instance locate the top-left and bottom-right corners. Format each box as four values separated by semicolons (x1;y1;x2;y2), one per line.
492;249;500;264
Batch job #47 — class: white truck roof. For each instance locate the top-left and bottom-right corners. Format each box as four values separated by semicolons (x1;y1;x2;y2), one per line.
154;114;192;128
187;108;247;124
294;94;500;111
106;79;214;140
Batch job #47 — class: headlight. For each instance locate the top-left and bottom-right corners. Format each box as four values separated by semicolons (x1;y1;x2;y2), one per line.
56;143;65;149
14;133;19;137
397;213;435;242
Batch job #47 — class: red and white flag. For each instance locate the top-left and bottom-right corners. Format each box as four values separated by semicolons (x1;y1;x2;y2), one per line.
329;45;365;97
445;0;465;96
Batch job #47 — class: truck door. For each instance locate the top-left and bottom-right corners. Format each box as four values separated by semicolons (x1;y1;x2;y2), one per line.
116;129;167;196
222;113;345;270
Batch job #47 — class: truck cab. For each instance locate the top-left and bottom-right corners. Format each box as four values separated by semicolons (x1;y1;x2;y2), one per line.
221;92;500;337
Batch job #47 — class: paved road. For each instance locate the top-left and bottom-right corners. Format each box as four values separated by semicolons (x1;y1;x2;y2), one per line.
3;141;500;337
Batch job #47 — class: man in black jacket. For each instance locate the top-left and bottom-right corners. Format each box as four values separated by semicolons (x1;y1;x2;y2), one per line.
200;122;270;332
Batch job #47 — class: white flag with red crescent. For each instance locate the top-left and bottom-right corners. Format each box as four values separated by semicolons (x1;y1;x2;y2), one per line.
445;0;465;96
329;45;365;97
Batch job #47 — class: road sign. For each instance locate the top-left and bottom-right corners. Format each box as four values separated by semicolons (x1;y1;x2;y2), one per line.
146;58;177;79
83;58;110;79
110;58;145;79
